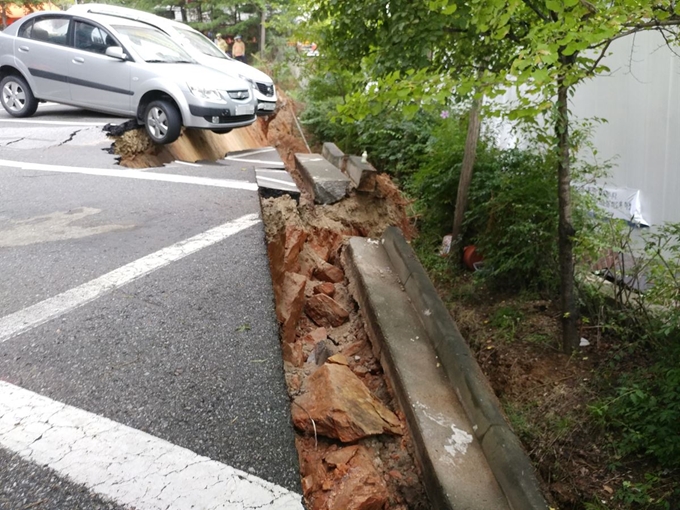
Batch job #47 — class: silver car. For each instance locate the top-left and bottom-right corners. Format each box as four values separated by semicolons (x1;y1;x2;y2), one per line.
68;4;277;116
0;12;258;144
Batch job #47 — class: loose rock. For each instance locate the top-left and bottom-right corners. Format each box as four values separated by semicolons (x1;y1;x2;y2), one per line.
305;294;350;328
276;272;307;344
292;363;401;442
313;262;344;283
326;446;390;510
313;282;336;297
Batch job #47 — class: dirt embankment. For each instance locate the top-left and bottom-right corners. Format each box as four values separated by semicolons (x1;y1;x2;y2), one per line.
109;89;308;167
258;92;426;508
262;181;427;509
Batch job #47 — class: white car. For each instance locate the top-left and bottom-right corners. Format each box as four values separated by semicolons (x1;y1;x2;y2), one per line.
68;4;277;116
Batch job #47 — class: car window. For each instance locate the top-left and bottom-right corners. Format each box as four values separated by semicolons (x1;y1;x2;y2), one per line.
112;24;195;63
18;20;34;39
29;17;69;46
74;21;116;55
176;28;226;59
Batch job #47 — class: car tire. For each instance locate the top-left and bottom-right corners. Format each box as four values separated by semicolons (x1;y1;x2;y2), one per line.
0;75;39;118
211;128;232;134
144;99;182;145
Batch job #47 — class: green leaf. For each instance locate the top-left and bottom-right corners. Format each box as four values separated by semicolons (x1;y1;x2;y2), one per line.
546;0;561;12
403;103;420;118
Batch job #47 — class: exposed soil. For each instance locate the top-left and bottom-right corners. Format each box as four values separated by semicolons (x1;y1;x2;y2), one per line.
261;181;428;509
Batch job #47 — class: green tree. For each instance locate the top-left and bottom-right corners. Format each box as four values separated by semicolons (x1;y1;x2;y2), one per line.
303;0;680;352
303;0;520;256
462;0;680;351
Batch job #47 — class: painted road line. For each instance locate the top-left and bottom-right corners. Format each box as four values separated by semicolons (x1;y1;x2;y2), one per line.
174;160;202;167
257;176;298;187
225;156;285;165
0;118;109;126
0;159;258;191
229;148;277;157
0;214;260;343
0;381;304;510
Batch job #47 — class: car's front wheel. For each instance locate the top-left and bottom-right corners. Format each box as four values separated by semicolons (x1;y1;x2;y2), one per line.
0;75;39;118
144;99;182;145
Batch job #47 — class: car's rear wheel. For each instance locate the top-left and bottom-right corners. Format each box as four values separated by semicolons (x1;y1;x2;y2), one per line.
144;99;182;145
0;75;39;118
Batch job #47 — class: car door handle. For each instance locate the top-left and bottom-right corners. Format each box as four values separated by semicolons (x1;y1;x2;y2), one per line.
72;57;85;64
18;46;29;52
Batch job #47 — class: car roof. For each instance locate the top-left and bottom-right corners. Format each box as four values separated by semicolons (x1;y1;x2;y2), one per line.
69;4;184;32
12;10;155;31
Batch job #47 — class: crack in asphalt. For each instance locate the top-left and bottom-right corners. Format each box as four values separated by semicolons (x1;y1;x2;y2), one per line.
2;137;24;146
57;129;83;147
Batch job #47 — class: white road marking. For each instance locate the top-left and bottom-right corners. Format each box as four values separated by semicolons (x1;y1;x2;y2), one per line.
0;214;260;343
224;156;285;165
0;159;258;191
174;160;202;167
229;147;276;157
0;381;304;510
0;118;109;126
257;176;297;186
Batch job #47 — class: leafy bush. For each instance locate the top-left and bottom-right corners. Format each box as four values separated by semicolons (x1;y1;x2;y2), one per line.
410;119;562;292
466;148;560;292
299;70;434;178
584;221;680;474
593;354;680;470
407;114;470;240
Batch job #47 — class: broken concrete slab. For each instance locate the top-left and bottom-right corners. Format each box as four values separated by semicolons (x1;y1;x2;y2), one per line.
345;155;377;193
256;169;301;200
295;153;351;205
321;142;347;172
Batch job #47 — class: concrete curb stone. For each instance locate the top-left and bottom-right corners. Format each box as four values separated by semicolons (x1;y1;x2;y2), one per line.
344;239;510;510
294;153;350;204
378;227;550;510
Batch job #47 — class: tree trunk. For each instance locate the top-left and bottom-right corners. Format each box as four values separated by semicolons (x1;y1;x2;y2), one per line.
259;6;266;56
556;78;579;352
451;96;482;251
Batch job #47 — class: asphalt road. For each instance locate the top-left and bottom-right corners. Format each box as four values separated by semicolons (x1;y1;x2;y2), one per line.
0;104;302;509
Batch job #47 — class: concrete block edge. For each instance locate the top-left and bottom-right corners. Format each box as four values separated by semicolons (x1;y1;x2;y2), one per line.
379;226;550;510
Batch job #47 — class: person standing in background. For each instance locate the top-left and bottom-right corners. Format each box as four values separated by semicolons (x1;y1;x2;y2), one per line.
215;33;228;54
232;35;246;62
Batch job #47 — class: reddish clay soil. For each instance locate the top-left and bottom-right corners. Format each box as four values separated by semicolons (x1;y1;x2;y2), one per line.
261;179;428;509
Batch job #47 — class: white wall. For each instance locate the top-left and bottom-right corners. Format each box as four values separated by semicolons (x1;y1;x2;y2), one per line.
572;31;680;226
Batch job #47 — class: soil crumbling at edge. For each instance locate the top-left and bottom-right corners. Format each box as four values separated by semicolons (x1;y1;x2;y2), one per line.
261;173;428;509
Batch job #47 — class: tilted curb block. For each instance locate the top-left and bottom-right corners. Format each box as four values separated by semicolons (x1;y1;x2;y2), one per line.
343;239;510;510
380;226;550;510
345;155;377;193
321;142;347;172
294;153;350;205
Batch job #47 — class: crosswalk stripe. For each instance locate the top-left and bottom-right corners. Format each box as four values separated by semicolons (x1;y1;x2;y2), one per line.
0;381;304;509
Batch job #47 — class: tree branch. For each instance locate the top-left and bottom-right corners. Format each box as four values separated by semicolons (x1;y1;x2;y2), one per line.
586;39;611;74
522;0;549;22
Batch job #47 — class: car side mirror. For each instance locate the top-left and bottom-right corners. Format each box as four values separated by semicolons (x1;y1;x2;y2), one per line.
105;46;127;60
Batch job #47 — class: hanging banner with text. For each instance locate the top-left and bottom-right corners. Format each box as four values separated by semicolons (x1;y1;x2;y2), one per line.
584;185;649;227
